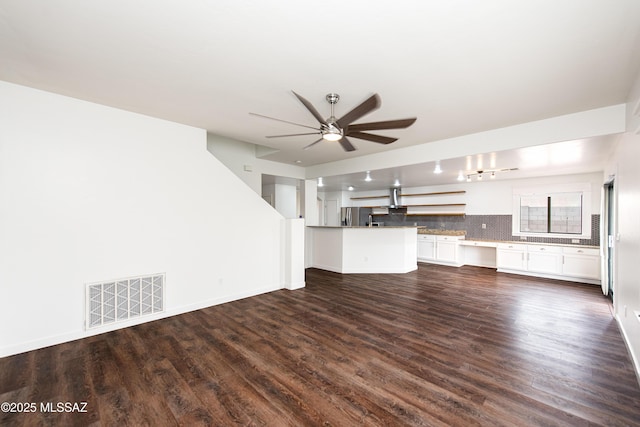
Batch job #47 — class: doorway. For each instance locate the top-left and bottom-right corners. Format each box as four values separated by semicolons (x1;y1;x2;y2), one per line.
603;179;615;300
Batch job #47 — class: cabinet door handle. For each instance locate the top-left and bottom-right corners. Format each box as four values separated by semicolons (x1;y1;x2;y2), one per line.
577;250;583;253
540;247;545;251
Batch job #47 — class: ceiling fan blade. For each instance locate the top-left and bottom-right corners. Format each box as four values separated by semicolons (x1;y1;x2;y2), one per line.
336;94;381;128
292;91;327;125
346;131;397;145
347;118;416;132
249;112;319;131
339;137;356;152
303;138;323;150
266;132;321;138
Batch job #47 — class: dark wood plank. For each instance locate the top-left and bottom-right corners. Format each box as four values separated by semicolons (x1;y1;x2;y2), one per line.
1;264;639;426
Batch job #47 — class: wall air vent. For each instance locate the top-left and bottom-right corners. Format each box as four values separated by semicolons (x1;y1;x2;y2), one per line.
86;273;165;329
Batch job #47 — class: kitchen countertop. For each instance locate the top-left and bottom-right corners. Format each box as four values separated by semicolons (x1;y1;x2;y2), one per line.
417;228;466;236
460;238;599;249
416;229;598;249
307;225;420;229
309;227;598;249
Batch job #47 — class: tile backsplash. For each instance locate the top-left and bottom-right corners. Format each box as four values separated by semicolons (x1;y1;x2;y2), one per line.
372;213;600;246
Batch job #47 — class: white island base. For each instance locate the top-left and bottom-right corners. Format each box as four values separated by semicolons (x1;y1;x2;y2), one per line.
308;226;418;274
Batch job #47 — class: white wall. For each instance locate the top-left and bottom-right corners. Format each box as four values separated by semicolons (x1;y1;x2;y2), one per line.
206;133;305;194
0;81;287;357
606;68;640;379
609;133;640;372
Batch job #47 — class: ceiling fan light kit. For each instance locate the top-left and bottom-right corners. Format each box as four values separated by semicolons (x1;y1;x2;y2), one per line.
252;91;417;152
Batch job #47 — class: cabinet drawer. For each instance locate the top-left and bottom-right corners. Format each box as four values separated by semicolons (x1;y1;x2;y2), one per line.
563;247;599;256
460;240;497;248
417;234;436;242
497;243;527;251
436;235;462;242
527;245;562;254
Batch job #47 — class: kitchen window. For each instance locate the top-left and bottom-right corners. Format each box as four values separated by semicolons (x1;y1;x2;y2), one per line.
512;183;591;239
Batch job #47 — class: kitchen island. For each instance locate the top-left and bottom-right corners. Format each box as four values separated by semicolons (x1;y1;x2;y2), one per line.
307;226;418;274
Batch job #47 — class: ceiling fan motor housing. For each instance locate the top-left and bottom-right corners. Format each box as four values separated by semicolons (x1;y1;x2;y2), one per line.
322;122;343;141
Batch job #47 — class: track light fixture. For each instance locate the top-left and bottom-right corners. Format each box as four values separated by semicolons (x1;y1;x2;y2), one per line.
463;168;518;182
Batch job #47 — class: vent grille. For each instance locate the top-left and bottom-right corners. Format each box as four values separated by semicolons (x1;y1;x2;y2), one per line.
86;274;164;329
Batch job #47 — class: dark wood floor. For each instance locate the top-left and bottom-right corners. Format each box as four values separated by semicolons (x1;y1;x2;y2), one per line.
2;265;640;426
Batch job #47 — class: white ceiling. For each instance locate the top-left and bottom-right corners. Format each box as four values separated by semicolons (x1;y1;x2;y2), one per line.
313;136;616;191
2;1;639;190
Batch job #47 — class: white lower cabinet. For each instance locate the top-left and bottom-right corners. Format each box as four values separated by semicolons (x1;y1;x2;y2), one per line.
497;242;600;284
496;243;527;271
417;235;436;261
562;247;600;280
422;236;600;284
417;234;463;266
526;245;562;275
436;235;464;266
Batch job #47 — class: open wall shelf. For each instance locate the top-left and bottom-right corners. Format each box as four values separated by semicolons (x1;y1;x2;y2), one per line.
351;190;466;201
370;212;465;217
405;213;466;217
354;190;467;216
399;191;466;197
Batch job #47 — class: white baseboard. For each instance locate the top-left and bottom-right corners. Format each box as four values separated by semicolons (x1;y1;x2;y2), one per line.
0;283;282;358
284;281;305;290
616;313;640;388
496;268;600;285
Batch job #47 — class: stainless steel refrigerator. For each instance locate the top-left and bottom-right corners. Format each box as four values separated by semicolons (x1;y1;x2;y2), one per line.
341;207;361;226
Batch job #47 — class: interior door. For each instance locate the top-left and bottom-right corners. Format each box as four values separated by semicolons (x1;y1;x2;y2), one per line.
325;199;338;226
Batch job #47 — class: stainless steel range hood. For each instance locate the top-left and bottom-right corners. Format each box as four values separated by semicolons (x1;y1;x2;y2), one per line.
388;187;406;212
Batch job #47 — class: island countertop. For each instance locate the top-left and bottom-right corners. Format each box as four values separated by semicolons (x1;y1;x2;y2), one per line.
417;228;466;236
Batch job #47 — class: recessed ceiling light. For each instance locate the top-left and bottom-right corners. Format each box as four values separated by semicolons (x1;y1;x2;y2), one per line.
365;171;372;182
457;171;465;181
348;186;354;191
434;161;442;174
393;179;401;187
295;160;302;164
317;177;324;187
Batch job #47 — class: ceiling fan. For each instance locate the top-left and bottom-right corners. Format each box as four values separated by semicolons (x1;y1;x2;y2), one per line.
250;91;417;152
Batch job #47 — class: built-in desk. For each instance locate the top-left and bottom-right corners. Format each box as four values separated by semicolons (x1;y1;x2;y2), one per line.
459;239;601;284
459;240;498;268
